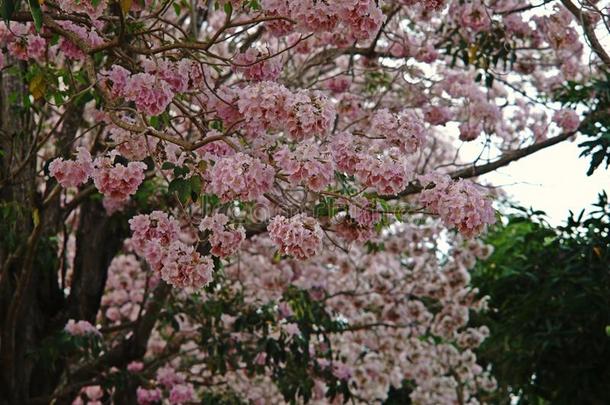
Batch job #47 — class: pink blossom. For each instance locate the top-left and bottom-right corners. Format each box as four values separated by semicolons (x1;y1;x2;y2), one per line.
424;106;453;126
49;147;94;188
127;361;144;372
274;142;334;192
232;48;282;81
64;319;101;337
56;0;107;19
552;108;580;133
207;152;275;202
136;387;162;405
371;109;426;153
160;241;214;289
129;211;180;267
284;90;335;140
268;214;323;260
199;213;246;258
123;73;175;116
92;157;146;201
156;365;185;388
419;175;496;238
169;383;195;404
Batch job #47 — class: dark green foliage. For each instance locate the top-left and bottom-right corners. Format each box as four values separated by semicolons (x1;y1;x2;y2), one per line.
471;195;610;404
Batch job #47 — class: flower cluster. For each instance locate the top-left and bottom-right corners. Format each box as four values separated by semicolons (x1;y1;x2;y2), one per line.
207;152;275;202
553;108;580;133
92;156;147;212
232;48;282;81
64;319;101;337
199;213;246;258
273;141;334;192
49;147;94;188
419;175;496;238
237;82;335;139
160;241;214;289
267;214;323;260
129;212;215;290
371;109;427;153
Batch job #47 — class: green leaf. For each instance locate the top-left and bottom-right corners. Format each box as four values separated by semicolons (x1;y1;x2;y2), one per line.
28;0;43;32
0;0;19;21
168;178;191;204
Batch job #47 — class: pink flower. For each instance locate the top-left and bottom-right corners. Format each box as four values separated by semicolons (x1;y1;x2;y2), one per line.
460;1;491;33
552;108;580;133
284;90;335;141
274;141;334;192
156;365;185;388
136;387;162;405
424;106;453;126
207;152;275;203
64;319;101;337
84;386;103;401
160;241;214;289
232;48;282;82
254;352;267;365
49;147;94;188
199;213;245;258
130;211;180;255
268;214;323;260
92;157;147;201
56;0;107;19
419;175;496;238
169;383;195;404
123;73;175;116
371;109;426;153
127;361;144;372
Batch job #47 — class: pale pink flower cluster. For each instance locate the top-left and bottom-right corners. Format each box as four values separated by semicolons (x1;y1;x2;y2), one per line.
142;58;205;93
123;73;175;116
159;241;213;289
207;152;275;202
371;109;427;153
199;213;246;258
0;23;46;62
64;319;101;337
331;132;412;195
267;214;323;260
49;147;94;188
348;197;381;229
419;175;496;238
195;131;235;161
101;255;148;324
237;82;335;139
136;388;162;405
237;81;289;136
457;1;491;33
56;0;107;20
232;48;282;81
129;211;181;269
285;90;336;141
552;108;580;133
274;141;334;192
168;383;196;404
129;212;215;289
101;61;195;116
72;386;104;405
57;21;104;60
263;0;384;42
424;106;453;126
92;156;147;209
108;125;160;161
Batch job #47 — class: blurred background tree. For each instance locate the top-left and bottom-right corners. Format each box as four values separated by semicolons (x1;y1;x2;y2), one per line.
471;194;610;405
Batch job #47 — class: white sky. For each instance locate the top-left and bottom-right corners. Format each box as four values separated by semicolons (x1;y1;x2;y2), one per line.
465;138;610;226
